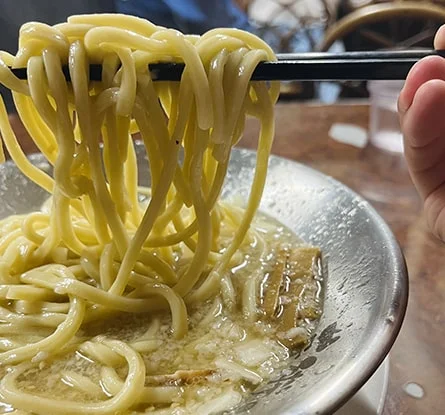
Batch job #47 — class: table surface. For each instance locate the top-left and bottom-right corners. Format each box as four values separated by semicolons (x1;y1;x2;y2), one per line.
9;102;445;415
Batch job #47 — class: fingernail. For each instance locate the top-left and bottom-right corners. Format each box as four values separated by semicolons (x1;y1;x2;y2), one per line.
398;88;410;114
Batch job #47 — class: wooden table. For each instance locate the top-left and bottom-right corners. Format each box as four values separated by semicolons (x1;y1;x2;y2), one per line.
8;102;445;414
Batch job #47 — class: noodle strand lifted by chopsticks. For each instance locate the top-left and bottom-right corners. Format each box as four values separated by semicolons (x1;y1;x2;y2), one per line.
0;13;279;414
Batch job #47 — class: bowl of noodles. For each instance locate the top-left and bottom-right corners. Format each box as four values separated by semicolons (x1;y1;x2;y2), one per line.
0;14;407;415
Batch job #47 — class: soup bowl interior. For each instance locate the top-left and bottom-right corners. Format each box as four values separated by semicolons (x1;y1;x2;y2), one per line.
0;144;408;415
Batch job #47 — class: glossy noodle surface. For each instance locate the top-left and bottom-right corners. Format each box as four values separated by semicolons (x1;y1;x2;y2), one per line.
0;14;322;414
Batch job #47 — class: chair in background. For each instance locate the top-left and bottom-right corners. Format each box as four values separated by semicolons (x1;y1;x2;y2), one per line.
322;0;445;51
236;0;445;99
319;0;445;97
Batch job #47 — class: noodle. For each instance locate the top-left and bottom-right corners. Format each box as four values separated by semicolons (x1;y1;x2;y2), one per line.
0;13;324;415
0;13;283;414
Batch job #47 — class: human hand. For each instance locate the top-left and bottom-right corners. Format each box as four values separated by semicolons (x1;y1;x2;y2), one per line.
398;25;445;241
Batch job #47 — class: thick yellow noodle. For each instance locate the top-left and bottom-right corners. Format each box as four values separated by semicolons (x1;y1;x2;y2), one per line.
0;13;278;414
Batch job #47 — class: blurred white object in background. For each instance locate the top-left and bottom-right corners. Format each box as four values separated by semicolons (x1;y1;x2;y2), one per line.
249;0;339;26
329;123;368;148
368;80;405;153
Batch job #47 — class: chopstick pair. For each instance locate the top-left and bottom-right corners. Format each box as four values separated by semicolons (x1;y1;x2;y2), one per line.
8;49;444;82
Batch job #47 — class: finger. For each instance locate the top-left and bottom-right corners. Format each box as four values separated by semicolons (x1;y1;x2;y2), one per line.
402;79;445;199
434;24;445;49
424;184;445;242
403;79;445;147
398;55;445;115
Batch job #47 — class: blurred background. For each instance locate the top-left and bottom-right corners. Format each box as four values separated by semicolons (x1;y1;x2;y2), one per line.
1;0;445;109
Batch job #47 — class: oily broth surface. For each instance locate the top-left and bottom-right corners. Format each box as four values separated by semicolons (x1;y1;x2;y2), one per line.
0;211;323;415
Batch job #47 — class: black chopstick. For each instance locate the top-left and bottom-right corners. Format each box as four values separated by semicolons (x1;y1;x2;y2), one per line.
9;49;445;82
